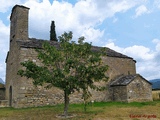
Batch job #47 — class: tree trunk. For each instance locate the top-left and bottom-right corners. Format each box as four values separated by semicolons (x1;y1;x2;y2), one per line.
64;90;69;117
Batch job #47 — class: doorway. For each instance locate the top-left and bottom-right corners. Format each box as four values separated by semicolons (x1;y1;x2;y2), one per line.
9;86;12;107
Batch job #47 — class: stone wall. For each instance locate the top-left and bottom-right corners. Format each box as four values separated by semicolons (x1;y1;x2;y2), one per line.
127;76;152;102
102;56;136;80
5;5;29;107
14;85;64;108
0;100;9;107
10;5;29;41
8;47;59;107
14;47;84;108
6;46;136;108
5;41;21;107
0;88;5;100
110;86;127;102
109;76;152;102
0;84;5;100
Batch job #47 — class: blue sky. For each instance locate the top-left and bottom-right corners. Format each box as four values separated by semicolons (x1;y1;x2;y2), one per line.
0;0;160;82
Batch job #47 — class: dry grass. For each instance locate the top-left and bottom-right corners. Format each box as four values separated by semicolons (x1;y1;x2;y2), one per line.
152;90;160;100
0;101;160;120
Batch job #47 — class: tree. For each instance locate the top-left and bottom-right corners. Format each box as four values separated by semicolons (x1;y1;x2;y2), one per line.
50;21;57;41
18;31;108;117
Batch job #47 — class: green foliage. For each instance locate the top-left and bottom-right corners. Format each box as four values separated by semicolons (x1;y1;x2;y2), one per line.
50;21;57;41
87;101;156;108
18;31;108;116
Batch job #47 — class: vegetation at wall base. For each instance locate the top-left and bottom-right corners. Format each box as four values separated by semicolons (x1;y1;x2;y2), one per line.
0;101;160;120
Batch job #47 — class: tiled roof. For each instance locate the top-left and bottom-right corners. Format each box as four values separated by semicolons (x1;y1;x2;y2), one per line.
17;39;60;49
110;74;152;86
16;39;134;59
91;45;132;58
110;74;137;86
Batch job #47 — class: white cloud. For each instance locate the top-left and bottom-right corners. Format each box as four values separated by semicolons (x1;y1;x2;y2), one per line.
134;5;150;18
0;0;21;13
22;0;145;43
104;42;123;52
24;0;93;42
154;0;160;9
152;38;160;52
105;42;154;61
104;41;160;80
0;63;6;82
123;45;154;61
0;20;9;81
152;39;160;70
113;17;118;23
0;20;9;53
82;28;104;43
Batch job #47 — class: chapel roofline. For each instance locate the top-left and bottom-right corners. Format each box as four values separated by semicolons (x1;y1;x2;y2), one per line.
16;38;136;61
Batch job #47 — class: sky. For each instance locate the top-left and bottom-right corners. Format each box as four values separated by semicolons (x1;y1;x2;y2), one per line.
0;0;160;82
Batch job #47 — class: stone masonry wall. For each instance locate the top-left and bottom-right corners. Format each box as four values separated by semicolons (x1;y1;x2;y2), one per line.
110;86;127;102
16;47;78;108
5;41;22;107
89;56;136;102
0;100;9;107
109;76;152;102
10;5;29;41
0;89;5;100
8;46;136;108
127;76;152;102
102;56;136;81
5;5;29;107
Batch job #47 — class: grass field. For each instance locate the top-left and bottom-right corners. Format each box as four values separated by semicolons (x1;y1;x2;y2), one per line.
0;101;160;120
152;90;160;101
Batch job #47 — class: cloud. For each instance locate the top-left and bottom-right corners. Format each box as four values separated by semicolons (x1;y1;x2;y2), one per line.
104;41;154;61
104;41;123;52
24;0;99;42
0;20;9;81
0;20;9;53
154;0;160;9
0;63;6;82
123;45;154;61
104;40;160;80
113;17;118;23
134;5;150;18
152;39;160;68
0;0;21;13
22;0;144;44
152;38;160;52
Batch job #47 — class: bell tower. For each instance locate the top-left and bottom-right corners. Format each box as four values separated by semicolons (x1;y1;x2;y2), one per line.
10;5;30;42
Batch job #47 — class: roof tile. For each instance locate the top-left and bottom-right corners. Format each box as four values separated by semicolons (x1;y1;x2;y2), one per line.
17;39;133;59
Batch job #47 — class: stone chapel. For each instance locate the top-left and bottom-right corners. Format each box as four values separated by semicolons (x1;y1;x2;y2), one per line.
0;5;152;108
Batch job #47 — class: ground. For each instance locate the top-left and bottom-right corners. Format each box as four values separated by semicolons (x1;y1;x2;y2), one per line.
0;101;159;120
